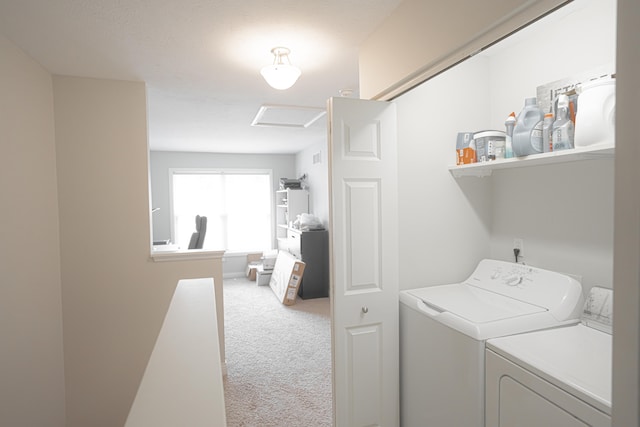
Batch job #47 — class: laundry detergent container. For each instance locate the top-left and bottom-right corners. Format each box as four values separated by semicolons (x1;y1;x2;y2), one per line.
574;78;616;147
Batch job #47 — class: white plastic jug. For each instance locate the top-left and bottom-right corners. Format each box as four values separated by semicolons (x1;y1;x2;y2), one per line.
512;97;544;156
574;78;616;147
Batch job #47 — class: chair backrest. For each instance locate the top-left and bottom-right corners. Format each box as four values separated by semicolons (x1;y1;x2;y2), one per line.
196;216;207;249
187;215;207;249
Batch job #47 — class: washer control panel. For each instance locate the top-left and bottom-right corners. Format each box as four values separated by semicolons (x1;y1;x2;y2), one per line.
464;259;583;320
474;263;539;289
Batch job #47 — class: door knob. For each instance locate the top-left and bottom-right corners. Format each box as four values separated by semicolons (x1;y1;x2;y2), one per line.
362;306;369;314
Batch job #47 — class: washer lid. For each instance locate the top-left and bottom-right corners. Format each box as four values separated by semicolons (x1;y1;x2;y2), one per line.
408;283;546;323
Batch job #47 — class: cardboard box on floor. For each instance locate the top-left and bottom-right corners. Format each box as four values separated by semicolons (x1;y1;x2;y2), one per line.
245;252;263;281
247;253;262;263
261;249;278;270
256;266;272;286
268;251;306;305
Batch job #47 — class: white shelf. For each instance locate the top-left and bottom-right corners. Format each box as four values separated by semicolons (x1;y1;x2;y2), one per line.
448;142;615;178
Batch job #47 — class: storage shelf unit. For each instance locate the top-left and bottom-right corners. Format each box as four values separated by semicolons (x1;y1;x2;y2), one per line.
448;142;614;178
274;188;328;299
275;189;309;240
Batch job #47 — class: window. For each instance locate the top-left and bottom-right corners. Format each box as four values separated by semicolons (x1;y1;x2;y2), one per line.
171;169;273;252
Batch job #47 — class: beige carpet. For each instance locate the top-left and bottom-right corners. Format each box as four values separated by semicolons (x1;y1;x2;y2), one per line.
223;277;332;426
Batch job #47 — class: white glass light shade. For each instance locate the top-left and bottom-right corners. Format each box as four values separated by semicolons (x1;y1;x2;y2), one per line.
260;47;301;90
260;64;301;90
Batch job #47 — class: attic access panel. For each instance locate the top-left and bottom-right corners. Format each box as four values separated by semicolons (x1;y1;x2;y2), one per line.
251;104;326;128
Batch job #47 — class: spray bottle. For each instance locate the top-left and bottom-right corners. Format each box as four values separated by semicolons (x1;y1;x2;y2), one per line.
552;94;575;151
504;112;516;158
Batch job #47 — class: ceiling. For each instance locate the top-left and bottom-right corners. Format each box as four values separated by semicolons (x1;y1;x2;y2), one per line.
0;0;402;154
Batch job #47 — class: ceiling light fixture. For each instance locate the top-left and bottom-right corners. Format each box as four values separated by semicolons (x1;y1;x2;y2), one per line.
260;47;302;90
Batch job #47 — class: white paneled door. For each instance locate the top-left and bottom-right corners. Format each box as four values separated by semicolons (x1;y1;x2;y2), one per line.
327;97;399;427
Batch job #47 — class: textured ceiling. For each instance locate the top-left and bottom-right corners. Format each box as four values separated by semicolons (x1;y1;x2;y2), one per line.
0;0;401;154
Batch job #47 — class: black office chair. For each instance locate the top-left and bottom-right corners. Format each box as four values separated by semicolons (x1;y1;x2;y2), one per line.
187;215;207;249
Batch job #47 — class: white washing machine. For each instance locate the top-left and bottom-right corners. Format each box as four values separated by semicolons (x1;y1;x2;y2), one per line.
399;259;584;427
485;286;612;427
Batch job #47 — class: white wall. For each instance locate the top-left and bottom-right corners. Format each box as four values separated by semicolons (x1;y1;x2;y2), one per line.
395;56;493;289
295;139;330;228
53;76;223;427
486;0;616;294
486;0;617;130
0;34;66;427
394;0;616;291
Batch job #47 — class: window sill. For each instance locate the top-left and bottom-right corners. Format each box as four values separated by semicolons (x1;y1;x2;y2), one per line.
151;248;226;262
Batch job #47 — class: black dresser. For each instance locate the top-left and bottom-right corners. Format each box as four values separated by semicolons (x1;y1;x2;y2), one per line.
284;229;329;299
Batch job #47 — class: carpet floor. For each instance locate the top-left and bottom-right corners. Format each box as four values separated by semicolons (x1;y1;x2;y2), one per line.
223;277;332;426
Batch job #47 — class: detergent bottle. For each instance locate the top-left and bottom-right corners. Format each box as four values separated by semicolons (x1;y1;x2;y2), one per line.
512;97;544;156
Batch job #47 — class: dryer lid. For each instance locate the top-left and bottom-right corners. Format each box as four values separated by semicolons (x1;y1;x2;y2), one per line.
408;283;546;324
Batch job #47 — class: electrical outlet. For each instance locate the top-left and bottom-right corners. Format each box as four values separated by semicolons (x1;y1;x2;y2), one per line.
513;238;524;251
513;238;524;255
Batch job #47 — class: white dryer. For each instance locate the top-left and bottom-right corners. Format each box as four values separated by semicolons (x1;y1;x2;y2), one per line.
485;286;612;427
399;259;584;427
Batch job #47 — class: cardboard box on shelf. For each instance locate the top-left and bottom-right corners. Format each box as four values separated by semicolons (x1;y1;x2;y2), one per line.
456;132;476;165
268;251;306;306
